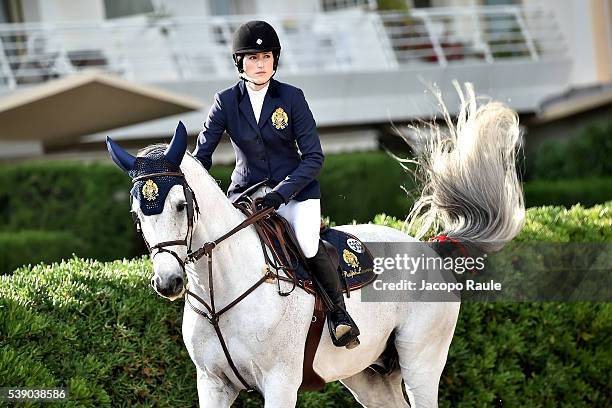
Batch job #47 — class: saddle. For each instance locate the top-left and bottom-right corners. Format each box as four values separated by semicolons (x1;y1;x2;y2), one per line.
234;198;377;391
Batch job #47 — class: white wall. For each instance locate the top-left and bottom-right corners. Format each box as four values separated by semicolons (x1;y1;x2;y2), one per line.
255;0;321;14
524;0;599;87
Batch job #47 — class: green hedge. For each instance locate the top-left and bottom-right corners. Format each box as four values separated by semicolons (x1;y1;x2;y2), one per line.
0;152;414;273
319;151;416;224
1;202;610;407
210;151;416;224
0;161;138;262
1;152;609;273
524;177;612;209
528;120;612;180
0;230;83;275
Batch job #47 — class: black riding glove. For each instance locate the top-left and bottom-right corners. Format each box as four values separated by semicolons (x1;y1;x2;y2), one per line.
261;191;284;210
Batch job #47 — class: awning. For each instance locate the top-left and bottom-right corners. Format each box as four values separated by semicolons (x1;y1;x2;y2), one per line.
535;83;612;123
0;73;203;143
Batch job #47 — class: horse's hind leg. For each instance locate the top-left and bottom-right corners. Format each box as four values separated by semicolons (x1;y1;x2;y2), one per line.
340;368;408;407
395;303;460;408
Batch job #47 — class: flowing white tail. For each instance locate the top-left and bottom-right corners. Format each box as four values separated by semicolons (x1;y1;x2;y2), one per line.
407;82;525;253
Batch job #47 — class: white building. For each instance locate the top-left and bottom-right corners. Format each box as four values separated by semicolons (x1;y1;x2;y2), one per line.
0;0;610;160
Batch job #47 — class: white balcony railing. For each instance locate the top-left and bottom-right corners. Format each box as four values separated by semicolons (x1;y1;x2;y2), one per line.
0;5;567;90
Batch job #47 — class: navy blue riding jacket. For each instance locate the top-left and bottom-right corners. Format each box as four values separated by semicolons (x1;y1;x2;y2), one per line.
193;79;324;203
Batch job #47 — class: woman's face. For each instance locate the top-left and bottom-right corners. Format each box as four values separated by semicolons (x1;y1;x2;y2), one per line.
242;51;274;86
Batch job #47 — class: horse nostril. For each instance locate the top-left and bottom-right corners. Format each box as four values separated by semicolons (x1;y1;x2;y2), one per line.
151;276;161;289
173;276;184;292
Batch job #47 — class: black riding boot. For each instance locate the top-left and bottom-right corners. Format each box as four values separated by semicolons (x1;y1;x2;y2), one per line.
306;241;360;349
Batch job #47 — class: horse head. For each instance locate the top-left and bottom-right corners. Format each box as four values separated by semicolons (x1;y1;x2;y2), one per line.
107;121;194;300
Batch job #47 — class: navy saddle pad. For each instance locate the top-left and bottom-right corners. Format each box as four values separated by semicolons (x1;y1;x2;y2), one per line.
288;227;376;294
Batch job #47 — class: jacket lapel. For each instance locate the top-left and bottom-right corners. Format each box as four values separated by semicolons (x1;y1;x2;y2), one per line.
258;79;280;128
238;80;260;135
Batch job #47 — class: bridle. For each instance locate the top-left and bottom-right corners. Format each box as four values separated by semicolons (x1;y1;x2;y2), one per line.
130;170;276;391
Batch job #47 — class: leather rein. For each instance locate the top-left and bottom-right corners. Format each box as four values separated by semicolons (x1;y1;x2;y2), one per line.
130;171;293;391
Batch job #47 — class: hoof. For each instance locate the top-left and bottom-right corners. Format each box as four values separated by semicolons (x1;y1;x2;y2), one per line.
335;324;352;340
345;337;360;350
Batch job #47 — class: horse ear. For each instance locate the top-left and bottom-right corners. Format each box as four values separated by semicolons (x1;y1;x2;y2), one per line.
164;121;188;167
106;136;136;173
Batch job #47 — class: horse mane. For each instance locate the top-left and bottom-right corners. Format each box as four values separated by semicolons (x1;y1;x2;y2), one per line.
137;144;166;157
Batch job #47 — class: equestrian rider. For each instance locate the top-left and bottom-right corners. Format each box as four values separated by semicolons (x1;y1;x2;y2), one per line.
193;20;360;349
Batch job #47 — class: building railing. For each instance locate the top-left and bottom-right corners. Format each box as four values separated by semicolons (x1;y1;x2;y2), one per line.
0;5;567;89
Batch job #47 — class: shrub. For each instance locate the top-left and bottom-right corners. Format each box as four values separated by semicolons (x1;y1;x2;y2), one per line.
524;178;612;209
0;161;138;262
319;151;417;224
0;152;416;272
213;151;417;224
1;203;611;406
0;230;83;275
529;121;612;180
0;257;195;407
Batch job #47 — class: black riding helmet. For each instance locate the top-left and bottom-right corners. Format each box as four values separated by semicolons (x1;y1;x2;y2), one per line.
232;20;281;73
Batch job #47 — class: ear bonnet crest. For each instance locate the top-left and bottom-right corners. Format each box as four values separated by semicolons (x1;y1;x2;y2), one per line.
107;121;189;216
129;152;183;216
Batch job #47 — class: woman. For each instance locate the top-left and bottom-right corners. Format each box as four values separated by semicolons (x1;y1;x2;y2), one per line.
193;20;359;349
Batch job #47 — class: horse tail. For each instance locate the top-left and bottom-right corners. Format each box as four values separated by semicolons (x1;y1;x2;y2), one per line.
405;82;525;253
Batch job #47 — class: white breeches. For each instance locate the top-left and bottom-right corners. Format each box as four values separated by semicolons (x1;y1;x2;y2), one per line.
252;186;321;258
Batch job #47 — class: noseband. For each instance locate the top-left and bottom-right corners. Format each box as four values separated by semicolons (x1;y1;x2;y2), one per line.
130;170;275;391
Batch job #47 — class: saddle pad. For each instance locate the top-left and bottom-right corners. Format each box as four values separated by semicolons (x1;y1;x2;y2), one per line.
281;227;376;295
321;227;376;291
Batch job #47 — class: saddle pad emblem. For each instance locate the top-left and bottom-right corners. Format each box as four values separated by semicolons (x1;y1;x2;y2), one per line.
272;107;289;130
346;238;364;253
142;179;159;201
343;249;360;270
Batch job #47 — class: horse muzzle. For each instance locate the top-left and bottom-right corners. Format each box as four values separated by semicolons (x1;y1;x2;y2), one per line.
151;273;185;301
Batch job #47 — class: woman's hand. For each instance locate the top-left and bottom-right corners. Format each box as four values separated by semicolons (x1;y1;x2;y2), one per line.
260;191;284;210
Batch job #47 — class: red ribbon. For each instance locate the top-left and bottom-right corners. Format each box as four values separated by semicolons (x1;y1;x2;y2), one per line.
428;235;469;258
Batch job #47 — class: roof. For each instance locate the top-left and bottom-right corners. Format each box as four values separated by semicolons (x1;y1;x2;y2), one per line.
536;82;612;123
0;72;203;143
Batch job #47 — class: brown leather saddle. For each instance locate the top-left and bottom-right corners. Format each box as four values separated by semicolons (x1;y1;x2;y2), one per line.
234;198;376;391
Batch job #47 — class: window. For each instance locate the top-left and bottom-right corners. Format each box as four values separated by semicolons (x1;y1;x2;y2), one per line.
104;0;155;19
412;0;431;8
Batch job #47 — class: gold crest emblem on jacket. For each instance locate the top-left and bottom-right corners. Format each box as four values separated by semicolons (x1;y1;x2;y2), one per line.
271;107;289;130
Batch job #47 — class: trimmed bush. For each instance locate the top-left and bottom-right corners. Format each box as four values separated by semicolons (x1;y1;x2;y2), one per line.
1;203;611;407
0;152;415;272
524;177;612;209
0;257;194;407
212;151;416;224
529;121;612;180
319;151;417;224
0;230;83;275
0;161;138;262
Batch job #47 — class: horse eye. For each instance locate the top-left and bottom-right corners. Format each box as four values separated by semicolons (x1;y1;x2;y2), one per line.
176;202;187;212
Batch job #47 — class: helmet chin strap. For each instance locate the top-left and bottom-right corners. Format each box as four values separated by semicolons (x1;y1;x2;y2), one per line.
240;70;277;87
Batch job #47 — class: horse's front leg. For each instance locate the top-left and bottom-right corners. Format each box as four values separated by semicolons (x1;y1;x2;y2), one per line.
196;367;240;408
262;371;301;408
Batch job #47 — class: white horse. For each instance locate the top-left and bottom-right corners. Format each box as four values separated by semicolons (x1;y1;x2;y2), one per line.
107;84;524;407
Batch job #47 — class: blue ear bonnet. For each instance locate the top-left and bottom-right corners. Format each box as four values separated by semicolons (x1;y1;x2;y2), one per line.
129;151;183;216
